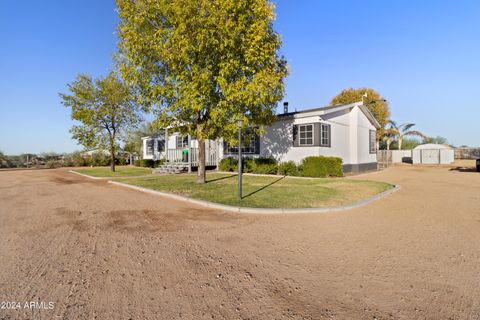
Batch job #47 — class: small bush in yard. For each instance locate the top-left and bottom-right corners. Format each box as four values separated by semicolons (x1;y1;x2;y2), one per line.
134;159;164;168
242;158;254;173
91;153;111;166
278;161;299;176
252;163;278;174
251;157;278;174
46;160;63;168
219;157;238;171
300;156;343;178
220;157;278;174
117;157;127;166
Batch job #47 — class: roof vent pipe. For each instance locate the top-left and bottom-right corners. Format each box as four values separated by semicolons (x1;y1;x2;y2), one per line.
283;102;289;114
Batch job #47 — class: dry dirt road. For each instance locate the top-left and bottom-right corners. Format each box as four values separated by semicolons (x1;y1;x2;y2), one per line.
1;161;480;320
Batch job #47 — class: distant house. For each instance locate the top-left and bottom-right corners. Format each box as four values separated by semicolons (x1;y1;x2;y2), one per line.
142;101;380;173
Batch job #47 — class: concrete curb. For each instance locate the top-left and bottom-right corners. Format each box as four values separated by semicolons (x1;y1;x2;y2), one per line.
68;170;104;180
108;180;400;215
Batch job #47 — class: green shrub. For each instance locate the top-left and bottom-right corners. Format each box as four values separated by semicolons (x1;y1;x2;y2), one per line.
219;157;278;174
300;156;343;178
254;157;277;165
134;159;164;168
251;157;278;174
219;157;238;171
242;158;254;173
117;157;127;166
278;161;299;176
69;152;87;167
91;153;111;166
62;158;74;167
46;160;63;169
83;157;93;167
252;163;278;174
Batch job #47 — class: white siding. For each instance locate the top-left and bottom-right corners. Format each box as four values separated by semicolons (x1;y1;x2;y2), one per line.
142;138;153;160
355;107;377;165
249;105;378;166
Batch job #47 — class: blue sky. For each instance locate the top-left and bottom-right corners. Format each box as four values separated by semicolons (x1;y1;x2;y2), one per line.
1;1;479;154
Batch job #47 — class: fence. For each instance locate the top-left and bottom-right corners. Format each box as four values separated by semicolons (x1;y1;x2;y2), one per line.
377;150;412;168
166;147;218;167
378;149;455;167
454;148;480;159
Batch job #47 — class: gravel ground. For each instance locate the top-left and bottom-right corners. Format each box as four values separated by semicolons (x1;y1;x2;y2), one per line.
0;161;479;320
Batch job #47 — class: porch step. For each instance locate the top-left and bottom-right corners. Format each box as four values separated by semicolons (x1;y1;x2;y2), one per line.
154;164;189;174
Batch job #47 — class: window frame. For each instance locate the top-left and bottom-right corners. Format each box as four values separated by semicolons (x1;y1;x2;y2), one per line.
176;135;189;149
146;139;154;155
320;123;331;147
225;130;259;155
157;139;165;153
369;130;377;154
298;124;314;146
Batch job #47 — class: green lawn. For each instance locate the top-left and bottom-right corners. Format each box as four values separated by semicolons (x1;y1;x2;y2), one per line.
74;166;153;177
120;173;393;208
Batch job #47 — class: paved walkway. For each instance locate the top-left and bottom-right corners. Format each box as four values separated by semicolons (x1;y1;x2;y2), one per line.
0;161;479;319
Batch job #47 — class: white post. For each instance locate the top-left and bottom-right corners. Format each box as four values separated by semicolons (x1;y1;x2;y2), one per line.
165;129;169;164
188;135;192;173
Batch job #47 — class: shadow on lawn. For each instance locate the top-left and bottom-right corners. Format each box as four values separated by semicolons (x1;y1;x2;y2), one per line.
242;176;285;199
206;174;237;183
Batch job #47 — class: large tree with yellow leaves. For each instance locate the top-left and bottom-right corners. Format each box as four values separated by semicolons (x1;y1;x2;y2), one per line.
116;0;288;183
331;88;390;142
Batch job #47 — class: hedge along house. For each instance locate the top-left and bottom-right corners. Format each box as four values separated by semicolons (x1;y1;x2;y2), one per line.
141;101;380;173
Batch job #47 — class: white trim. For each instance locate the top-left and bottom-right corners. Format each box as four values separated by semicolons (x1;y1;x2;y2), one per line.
298;124;314;146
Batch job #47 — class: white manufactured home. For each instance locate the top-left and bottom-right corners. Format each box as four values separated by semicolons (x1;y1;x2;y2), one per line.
142;101;380;173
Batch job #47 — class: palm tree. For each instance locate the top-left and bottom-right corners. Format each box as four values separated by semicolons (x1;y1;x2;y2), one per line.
382;128;397;150
387;121;425;150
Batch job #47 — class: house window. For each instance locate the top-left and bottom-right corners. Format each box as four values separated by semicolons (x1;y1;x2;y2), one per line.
176;136;188;149
146;139;154;155
320;123;331;147
299;124;314;146
369;130;376;154
225;130;259;154
157;140;165;153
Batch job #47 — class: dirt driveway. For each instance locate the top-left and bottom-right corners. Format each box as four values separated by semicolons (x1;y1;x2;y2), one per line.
1;162;480;320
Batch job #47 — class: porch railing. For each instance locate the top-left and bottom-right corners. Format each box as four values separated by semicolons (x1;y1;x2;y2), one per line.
166;147;218;167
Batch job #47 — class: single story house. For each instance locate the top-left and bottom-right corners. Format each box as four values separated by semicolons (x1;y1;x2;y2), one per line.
141;101;380;173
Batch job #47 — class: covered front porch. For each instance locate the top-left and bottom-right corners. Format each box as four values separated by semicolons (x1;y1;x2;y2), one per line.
143;132;220;172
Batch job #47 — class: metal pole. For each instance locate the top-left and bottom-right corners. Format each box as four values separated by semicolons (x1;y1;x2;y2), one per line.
238;121;242;200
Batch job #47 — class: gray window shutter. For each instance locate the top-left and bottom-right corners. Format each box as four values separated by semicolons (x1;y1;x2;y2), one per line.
293;124;299;147
224;140;231;154
254;134;260;154
326;124;331;147
158;140;165;152
314;123;321;146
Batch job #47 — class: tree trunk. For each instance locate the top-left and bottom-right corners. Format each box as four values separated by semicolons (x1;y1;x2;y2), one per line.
196;138;206;184
398;137;402;150
110;137;116;172
111;153;116;172
386;139;391;151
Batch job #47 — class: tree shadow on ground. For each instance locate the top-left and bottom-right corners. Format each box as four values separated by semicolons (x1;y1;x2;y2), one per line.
242;176;285;199
449;166;478;173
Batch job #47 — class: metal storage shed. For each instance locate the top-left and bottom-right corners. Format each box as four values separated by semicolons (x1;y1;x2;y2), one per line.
412;144;454;164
